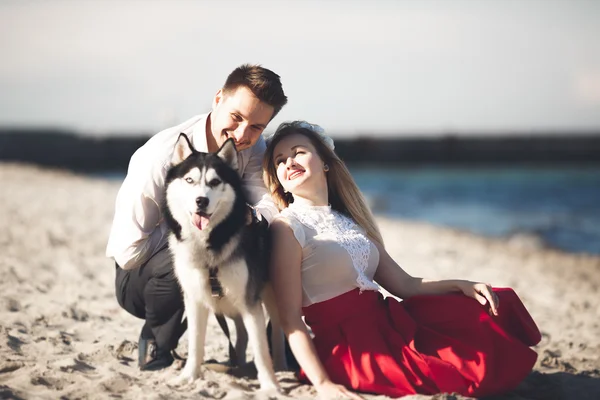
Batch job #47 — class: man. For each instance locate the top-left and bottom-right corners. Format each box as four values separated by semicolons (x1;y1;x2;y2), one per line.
107;64;287;370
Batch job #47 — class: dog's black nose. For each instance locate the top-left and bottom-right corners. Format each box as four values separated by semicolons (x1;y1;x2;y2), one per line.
196;196;209;209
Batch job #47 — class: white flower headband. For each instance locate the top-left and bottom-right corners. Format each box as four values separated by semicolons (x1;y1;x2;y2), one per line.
296;121;335;151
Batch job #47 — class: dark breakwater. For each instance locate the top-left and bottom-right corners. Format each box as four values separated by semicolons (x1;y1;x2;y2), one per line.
1;128;599;172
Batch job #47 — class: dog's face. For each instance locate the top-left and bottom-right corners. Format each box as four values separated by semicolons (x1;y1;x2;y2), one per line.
166;134;239;233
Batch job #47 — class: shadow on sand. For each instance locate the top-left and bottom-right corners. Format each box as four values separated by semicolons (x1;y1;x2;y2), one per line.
0;384;26;400
486;371;600;400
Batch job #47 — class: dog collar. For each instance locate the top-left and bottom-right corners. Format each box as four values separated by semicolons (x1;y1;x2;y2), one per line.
209;267;224;298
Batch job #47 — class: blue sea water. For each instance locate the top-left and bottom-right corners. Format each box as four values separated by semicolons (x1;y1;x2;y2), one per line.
101;165;600;255
349;165;600;255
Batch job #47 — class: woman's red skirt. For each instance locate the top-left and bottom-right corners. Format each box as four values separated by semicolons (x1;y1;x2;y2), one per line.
299;288;541;397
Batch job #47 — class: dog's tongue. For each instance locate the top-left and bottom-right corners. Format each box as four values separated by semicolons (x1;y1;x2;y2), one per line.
192;213;210;230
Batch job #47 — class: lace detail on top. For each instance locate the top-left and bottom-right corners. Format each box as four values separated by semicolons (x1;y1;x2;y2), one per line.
281;203;379;292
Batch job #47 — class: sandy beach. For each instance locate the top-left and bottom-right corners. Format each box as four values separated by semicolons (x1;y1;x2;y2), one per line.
1;162;599;400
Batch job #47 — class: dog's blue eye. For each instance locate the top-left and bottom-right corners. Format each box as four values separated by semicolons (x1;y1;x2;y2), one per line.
208;179;221;186
185;177;193;184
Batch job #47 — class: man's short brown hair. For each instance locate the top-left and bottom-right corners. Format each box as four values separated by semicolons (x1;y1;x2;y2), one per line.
223;64;288;118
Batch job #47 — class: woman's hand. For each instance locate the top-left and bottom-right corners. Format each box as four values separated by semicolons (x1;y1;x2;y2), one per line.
458;281;499;316
315;381;364;400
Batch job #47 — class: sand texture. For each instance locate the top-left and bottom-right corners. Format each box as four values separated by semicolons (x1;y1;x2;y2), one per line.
1;163;599;399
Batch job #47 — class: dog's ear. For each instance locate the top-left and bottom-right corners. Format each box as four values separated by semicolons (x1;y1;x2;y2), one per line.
216;138;238;170
172;133;194;165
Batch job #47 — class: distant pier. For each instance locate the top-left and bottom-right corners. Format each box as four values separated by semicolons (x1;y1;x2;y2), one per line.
1;129;599;172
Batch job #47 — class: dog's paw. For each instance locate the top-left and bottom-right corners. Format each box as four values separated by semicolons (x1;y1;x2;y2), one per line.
168;366;202;387
258;381;282;396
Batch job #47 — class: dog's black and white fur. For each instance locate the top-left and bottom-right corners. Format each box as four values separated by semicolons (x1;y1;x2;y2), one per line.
164;134;283;391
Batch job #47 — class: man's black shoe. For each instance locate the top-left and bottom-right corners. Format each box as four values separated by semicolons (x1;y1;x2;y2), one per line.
138;336;174;371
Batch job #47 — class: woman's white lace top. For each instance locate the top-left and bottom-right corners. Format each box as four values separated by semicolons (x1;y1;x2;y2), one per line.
275;203;380;307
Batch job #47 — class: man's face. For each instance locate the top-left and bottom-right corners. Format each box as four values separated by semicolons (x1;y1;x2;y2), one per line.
210;86;275;151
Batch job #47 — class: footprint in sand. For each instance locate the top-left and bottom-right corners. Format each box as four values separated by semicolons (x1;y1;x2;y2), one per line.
0;360;24;374
113;340;137;363
30;375;65;391
4;297;21;312
198;380;227;399
58;331;77;346
0;385;25;400
101;374;137;394
1;328;27;354
49;357;96;375
32;315;49;328
62;305;89;322
541;349;578;373
38;331;78;353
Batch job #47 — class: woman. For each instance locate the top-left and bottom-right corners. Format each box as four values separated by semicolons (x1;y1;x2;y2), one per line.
263;121;541;399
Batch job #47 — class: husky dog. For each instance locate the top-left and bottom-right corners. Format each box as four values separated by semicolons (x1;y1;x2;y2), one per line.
164;133;283;391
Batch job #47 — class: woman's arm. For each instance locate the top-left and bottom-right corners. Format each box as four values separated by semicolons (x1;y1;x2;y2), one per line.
269;219;363;399
372;240;499;315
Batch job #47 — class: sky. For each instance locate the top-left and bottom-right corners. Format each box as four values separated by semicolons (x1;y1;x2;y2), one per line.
1;0;599;137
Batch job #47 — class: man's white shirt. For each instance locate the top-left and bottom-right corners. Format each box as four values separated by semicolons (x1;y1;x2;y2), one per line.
106;114;278;270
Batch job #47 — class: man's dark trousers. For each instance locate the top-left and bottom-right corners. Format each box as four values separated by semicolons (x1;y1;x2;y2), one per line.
114;247;185;352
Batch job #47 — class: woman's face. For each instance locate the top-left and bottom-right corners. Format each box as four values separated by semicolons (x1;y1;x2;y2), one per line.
272;133;326;196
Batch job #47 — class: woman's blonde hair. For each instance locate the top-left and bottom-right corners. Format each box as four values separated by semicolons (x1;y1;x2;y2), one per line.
262;121;383;245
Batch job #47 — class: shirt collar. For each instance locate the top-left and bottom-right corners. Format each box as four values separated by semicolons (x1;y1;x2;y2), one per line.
191;113;210;153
